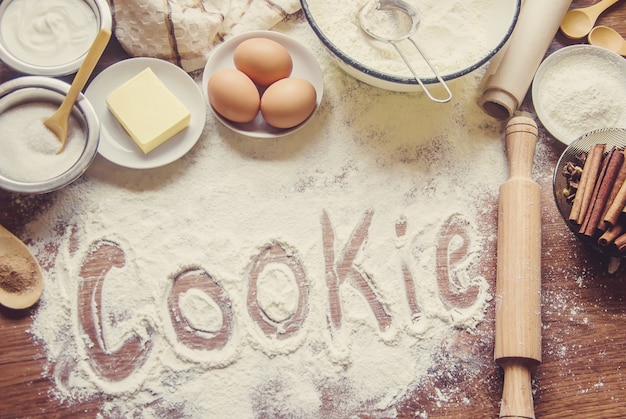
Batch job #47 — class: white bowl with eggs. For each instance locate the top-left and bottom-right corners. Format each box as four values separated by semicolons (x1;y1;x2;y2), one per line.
300;0;520;92
0;0;112;76
0;76;100;194
202;30;324;138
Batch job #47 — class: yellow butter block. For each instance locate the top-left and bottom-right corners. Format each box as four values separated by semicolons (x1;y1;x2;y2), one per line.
106;67;191;154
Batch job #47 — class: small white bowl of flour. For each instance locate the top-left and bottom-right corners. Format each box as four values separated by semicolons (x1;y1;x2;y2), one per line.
532;45;626;146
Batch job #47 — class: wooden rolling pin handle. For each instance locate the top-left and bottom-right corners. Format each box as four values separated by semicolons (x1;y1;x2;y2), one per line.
505;116;539;179
500;360;537;419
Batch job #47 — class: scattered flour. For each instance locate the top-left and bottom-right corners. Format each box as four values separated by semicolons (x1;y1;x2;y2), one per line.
23;16;511;418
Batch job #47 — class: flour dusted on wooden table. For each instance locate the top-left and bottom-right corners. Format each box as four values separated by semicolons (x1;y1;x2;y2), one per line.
26;17;509;418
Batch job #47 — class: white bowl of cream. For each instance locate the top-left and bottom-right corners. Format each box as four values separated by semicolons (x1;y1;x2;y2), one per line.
0;0;111;76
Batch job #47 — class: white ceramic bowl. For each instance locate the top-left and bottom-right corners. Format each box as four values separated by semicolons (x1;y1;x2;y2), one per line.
202;30;324;138
0;0;112;76
533;45;626;146
301;0;520;92
0;77;100;194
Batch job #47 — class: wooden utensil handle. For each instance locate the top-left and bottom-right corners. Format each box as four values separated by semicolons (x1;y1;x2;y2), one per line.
61;28;112;114
495;115;541;419
505;116;540;178
588;0;621;18
500;360;536;419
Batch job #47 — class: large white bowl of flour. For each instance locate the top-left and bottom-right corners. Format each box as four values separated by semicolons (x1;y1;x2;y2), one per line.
301;0;520;92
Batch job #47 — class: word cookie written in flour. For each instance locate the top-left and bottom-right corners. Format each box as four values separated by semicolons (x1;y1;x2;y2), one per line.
68;211;486;391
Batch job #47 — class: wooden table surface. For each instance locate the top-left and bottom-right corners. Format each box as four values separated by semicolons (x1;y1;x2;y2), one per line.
2;1;626;417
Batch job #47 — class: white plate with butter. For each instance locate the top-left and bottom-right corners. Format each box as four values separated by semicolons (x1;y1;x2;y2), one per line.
85;57;205;169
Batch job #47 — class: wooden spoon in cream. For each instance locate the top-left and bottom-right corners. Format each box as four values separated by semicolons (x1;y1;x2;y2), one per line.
0;224;43;310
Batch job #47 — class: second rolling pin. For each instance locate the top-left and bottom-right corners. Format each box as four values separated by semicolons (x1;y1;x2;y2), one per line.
478;0;572;119
495;115;542;419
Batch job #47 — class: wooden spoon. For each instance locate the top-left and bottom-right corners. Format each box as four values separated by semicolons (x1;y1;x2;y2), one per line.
43;28;111;153
0;225;43;310
560;0;622;39
588;25;626;56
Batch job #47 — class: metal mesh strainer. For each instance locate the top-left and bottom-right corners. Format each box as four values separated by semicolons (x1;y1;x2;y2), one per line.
358;0;452;102
553;128;626;258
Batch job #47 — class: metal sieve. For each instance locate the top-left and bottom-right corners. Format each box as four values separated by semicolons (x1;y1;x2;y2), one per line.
358;0;452;102
553;128;626;259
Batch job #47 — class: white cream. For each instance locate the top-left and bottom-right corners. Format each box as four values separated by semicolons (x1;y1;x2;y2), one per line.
0;0;97;67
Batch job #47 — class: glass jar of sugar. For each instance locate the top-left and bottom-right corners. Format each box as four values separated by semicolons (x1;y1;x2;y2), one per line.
0;76;100;194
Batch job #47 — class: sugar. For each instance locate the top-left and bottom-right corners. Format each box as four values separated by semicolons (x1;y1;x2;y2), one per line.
0;102;85;183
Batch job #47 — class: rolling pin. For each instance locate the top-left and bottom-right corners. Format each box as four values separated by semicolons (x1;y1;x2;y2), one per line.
495;115;541;419
478;0;573;119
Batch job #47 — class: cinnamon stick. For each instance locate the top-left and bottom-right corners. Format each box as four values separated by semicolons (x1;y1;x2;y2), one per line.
580;147;623;237
579;147;612;234
603;177;626;229
569;143;606;224
598;150;626;230
615;232;626;253
598;223;624;246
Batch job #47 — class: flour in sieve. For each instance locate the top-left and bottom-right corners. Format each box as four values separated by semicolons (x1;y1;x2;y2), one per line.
304;0;503;78
25;17;509;418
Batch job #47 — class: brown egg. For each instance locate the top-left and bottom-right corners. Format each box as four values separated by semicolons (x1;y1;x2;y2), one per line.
234;38;293;87
260;78;317;129
207;68;260;123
